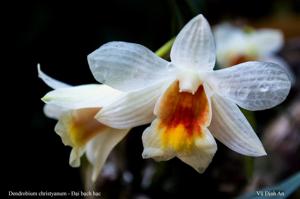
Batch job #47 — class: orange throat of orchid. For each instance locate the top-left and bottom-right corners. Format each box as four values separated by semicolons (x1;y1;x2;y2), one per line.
155;81;210;152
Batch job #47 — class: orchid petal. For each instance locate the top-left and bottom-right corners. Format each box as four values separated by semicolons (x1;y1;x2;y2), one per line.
43;104;67;120
96;81;169;129
209;94;266;156
213;23;239;44
38;64;71;89
171;14;215;71
69;148;85;167
86;128;129;181
177;128;217;173
55;108;119;168
251;29;283;55
42;84;122;110
207;61;291;111
261;56;295;84
142;120;175;161
142;120;217;173
54;108;104;148
214;25;251;67
88;42;173;92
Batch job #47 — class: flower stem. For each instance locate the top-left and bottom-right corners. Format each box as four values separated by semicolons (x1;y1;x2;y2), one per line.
244;156;254;180
155;37;175;58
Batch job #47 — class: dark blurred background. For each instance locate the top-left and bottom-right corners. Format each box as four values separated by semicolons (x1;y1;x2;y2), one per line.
8;0;300;198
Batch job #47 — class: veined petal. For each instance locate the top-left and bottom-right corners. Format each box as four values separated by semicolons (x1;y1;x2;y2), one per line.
96;81;170;129
207;61;291;111
42;84;122;110
55;108;109;167
38;64;71;89
171;14;216;71
86;128;129;181
177;128;217;173
251;29;283;55
209;94;266;156
88;41;174;92
261;56;295;84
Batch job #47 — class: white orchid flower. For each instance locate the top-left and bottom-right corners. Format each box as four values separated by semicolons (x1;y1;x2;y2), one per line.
213;23;294;82
87;14;291;173
38;65;131;181
214;23;284;66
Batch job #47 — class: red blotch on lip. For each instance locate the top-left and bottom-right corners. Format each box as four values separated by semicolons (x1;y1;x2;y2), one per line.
156;81;210;150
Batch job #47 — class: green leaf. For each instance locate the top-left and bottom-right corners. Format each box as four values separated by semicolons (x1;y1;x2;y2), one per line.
236;172;300;199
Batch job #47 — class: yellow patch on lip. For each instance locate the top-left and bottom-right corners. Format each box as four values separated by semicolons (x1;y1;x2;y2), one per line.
68;108;106;147
156;81;210;152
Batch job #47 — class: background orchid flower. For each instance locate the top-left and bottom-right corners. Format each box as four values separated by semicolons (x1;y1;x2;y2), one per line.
213;23;294;82
38;65;130;181
87;14;291;173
